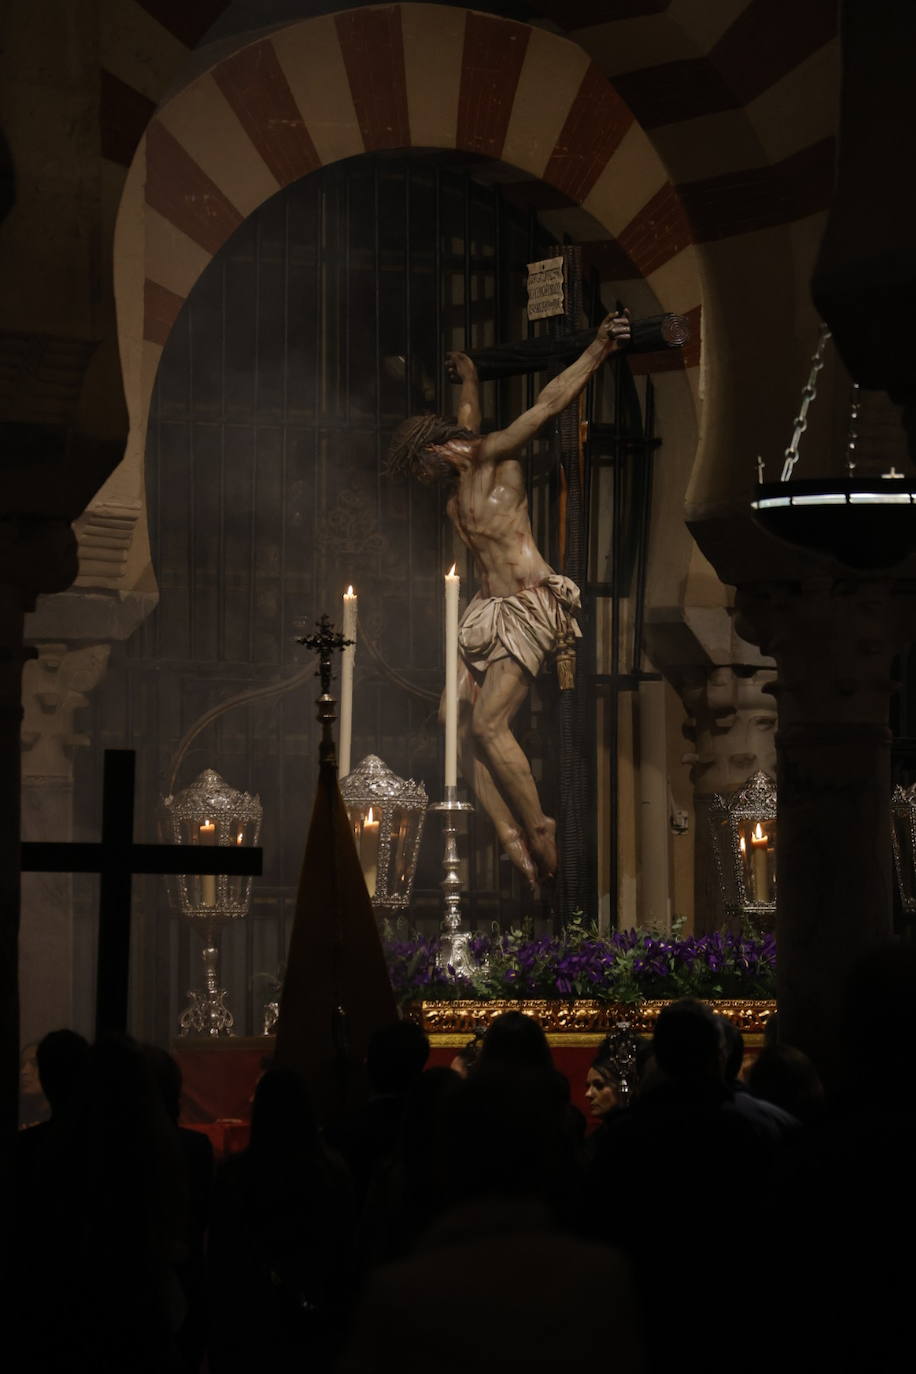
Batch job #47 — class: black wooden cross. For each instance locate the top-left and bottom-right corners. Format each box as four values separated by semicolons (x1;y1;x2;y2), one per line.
457;313;690;382
21;749;262;1038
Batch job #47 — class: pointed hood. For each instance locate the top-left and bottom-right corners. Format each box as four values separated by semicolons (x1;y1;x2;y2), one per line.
273;760;398;1115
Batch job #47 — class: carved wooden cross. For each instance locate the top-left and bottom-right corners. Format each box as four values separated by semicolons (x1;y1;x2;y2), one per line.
457;314;689;382
21;749;262;1037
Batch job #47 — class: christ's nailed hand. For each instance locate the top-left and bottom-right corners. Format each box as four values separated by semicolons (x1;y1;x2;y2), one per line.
446;350;476;384
596;310;631;349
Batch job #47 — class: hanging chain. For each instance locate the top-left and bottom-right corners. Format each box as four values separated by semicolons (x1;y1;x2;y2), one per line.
780;323;832;482
846;381;860;476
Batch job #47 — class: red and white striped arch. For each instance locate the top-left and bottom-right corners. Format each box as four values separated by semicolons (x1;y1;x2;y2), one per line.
116;4;705;429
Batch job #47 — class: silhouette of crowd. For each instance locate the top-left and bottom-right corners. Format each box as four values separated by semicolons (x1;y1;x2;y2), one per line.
15;942;916;1373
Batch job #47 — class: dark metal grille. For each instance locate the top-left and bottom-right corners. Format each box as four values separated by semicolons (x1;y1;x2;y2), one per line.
76;154;569;1039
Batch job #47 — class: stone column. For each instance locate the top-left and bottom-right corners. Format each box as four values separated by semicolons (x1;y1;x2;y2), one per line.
680;666;777;932
637;678;671;933
19;642;109;1045
0;518;78;1145
735;576;916;1083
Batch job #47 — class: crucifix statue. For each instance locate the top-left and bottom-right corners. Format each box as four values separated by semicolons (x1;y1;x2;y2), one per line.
387;310;631;894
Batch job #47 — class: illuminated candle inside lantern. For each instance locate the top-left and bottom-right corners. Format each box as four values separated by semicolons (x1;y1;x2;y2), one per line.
360;806;380;898
340;585;357;777
444;564;459;789
750;822;769;901
199;819;216;907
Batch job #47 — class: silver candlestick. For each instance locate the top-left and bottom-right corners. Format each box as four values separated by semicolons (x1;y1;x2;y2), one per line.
179;927;233;1036
429;785;475;974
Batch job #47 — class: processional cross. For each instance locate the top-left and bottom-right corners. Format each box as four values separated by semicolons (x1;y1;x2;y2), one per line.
21;749;262;1037
298;613;354;767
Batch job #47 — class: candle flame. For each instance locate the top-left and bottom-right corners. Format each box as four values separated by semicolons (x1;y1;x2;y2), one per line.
345;585;355;597
739;835;746;854
236;831;244;845
367;806;376;823
447;563;458;577
751;821;768;844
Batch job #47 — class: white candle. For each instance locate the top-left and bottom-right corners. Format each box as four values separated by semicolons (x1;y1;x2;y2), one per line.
339;585;357;777
360;806;380;898
445;564;459;789
750;823;769;902
199;820;216;907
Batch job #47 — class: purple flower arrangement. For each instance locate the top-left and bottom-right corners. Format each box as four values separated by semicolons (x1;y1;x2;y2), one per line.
382;924;776;1007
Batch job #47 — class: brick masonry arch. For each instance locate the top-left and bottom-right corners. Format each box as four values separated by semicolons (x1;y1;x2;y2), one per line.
114;5;704;517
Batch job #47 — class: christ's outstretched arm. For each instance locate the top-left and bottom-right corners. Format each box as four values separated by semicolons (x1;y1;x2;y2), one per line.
482;310;629;461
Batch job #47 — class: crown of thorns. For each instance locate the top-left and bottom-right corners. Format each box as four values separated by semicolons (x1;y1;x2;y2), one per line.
386;413;474;479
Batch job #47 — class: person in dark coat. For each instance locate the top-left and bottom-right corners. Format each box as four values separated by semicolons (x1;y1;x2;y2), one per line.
329;1019;429;1208
16;1028;90;1186
144;1044;214;1374
716;1014;799;1143
19;1033;190;1373
590;999;780;1373
343;1055;644;1372
207;1065;355;1374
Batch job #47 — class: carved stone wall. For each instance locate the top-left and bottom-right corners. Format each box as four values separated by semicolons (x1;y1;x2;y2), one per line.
682;666;777;798
19;642;109;1044
679;665;777;932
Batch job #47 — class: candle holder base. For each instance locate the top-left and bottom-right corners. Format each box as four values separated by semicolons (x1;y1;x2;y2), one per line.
430;788;485;975
179;987;234;1037
178;934;235;1037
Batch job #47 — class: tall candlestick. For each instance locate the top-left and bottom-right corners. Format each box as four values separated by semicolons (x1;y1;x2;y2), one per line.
199;820;216;907
444;564;459;789
339;585;357;777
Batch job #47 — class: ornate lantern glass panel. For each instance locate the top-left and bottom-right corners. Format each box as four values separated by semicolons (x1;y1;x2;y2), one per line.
891;783;916;917
709;770;777;930
163;769;262;1036
339;754;427;913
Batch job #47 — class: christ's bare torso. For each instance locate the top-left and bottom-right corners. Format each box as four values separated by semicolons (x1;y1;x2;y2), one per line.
446;445;552;598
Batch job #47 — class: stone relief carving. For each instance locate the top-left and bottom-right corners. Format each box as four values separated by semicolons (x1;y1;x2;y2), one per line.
21;642;110;781
681;665;777;797
73;501;142;589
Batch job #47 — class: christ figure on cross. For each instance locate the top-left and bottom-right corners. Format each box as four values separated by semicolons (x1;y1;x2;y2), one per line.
387;310;630;893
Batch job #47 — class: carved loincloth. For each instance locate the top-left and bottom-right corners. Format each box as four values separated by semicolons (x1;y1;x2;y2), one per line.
458;574;582;679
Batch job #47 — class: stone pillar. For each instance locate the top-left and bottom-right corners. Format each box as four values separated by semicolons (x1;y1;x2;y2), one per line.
19;642;109;1044
637;679;671;933
681;666;777;932
0;518;78;1145
735;576;916;1083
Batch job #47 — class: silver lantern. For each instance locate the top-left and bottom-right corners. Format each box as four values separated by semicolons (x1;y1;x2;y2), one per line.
709;769;777;932
339;754;427;914
163;768;262;1036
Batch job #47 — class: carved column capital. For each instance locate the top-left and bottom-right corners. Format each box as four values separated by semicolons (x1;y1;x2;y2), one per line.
734;577;916;729
680;665;778;796
20;642;110;782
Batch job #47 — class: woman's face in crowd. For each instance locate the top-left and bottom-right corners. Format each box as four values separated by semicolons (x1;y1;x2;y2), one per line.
585;1067;618;1118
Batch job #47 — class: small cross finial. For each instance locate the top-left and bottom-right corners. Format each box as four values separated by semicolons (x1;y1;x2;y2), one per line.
297;614;355;765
